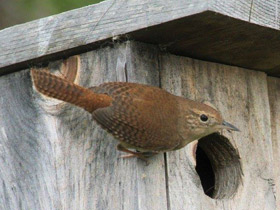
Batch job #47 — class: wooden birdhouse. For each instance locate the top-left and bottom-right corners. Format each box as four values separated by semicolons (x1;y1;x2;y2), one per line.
0;0;279;209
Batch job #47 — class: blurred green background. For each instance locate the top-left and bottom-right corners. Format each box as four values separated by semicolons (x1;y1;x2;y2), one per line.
0;0;104;30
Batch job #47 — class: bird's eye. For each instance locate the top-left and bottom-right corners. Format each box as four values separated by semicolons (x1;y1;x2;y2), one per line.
200;114;208;122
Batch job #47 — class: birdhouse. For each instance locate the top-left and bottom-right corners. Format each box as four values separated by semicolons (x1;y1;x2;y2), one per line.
0;0;279;209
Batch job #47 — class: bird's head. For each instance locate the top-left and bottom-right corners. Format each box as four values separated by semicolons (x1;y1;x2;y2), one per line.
179;100;240;141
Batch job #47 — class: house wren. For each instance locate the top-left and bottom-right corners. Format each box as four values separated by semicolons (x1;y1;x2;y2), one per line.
31;69;239;161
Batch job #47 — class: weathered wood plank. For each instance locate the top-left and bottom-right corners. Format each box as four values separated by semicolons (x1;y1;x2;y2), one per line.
0;0;207;75
0;38;278;210
210;0;253;21
267;77;280;209
0;70;59;210
1;0;280;77
0;42;168;210
160;54;276;209
130;11;280;77
250;0;280;29
211;0;280;30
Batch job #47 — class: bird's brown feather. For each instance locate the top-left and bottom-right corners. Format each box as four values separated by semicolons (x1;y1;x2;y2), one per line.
90;83;182;151
31;69;112;113
31;70;231;153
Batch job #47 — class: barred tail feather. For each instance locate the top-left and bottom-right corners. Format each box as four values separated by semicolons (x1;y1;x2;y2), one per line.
31;69;112;113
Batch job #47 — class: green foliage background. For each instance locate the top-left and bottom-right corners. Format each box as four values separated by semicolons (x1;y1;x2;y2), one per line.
0;0;104;29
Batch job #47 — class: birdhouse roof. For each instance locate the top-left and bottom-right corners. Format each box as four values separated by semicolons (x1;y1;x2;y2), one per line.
0;0;279;77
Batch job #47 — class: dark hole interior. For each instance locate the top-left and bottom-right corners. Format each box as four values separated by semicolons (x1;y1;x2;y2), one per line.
195;133;243;199
195;145;215;197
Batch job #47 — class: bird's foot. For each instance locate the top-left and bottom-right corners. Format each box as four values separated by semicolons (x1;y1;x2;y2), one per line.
120;154;137;159
117;144;151;165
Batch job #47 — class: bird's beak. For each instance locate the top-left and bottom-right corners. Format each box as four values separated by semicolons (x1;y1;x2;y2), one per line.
222;121;240;132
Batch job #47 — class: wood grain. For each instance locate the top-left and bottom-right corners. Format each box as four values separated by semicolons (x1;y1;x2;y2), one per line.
267;77;280;209
210;0;280;29
0;40;278;209
0;0;207;75
0;42;167;210
1;0;280;77
0;70;59;210
210;0;253;21
250;0;280;29
160;54;276;210
48;41;167;210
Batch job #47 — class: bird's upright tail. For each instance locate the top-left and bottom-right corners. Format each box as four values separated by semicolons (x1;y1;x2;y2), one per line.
31;69;112;113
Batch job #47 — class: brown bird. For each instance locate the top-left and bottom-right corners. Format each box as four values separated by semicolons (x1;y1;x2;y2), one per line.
31;69;239;161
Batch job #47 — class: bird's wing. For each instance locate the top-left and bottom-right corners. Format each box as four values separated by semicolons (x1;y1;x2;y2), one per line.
91;83;181;151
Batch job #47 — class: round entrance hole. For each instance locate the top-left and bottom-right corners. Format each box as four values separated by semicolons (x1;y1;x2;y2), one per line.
195;133;243;199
